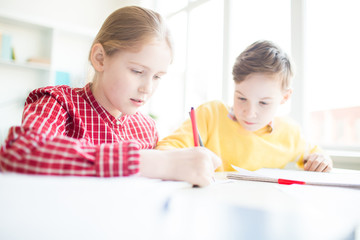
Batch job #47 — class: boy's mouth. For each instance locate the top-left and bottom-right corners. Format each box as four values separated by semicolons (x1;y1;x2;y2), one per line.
244;120;255;125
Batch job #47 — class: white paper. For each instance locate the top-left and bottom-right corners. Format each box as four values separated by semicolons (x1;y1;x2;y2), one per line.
229;165;360;189
230;164;264;177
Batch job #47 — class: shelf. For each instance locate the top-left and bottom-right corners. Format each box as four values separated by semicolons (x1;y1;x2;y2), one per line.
0;10;95;144
0;59;51;71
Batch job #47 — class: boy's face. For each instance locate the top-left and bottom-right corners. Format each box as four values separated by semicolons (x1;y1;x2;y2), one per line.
93;39;172;117
233;73;291;132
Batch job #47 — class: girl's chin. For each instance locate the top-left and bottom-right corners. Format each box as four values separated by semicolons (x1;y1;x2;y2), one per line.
118;107;138;116
122;110;137;116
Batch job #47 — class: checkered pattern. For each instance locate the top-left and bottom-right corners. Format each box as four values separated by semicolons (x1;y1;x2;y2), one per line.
0;83;158;177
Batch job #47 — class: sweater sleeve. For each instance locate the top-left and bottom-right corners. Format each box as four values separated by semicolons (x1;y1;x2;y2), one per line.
156;103;211;150
156;118;195;149
295;142;323;169
289;120;323;169
0;94;140;177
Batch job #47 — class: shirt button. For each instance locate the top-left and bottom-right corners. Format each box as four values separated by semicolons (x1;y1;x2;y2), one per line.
116;120;121;125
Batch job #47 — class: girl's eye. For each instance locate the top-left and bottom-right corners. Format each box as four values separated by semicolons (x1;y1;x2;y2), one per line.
132;69;143;74
153;75;161;80
238;97;246;101
259;101;268;106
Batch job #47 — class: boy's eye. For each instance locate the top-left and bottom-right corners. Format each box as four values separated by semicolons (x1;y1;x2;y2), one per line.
238;97;246;101
259;101;268;105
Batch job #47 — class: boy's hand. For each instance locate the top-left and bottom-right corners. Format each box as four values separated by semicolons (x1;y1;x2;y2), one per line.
303;153;333;172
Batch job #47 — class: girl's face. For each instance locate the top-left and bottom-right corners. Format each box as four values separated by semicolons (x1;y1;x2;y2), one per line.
92;40;172;117
233;73;291;132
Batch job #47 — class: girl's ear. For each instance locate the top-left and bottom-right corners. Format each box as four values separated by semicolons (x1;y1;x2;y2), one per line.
90;43;105;72
281;88;293;104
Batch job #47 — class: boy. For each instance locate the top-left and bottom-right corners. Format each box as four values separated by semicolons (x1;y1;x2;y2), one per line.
156;40;332;172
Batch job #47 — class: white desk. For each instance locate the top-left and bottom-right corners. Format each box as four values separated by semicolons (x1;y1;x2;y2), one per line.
1;171;360;240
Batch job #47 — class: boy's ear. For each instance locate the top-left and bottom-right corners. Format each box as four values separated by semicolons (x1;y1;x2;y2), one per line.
90;43;105;72
281;88;293;104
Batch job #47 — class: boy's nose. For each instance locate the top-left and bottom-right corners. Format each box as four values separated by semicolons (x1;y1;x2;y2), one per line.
243;105;257;118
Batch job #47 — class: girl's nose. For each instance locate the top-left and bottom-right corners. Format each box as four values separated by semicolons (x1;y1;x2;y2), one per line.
138;77;153;94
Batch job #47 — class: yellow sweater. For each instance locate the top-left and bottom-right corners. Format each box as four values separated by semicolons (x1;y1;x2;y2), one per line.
156;100;321;171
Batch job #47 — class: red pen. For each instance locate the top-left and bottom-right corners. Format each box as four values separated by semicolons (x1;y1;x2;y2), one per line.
190;107;200;147
189;107;207;188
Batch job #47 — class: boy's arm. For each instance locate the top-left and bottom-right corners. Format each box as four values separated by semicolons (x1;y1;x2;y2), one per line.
0;95;140;177
303;151;333;172
156;103;211;150
295;139;333;172
156;118;197;150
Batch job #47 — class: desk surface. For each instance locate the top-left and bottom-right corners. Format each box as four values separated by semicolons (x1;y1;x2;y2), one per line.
1;170;360;240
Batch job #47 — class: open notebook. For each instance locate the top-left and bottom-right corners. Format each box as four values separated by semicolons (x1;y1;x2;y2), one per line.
227;165;360;189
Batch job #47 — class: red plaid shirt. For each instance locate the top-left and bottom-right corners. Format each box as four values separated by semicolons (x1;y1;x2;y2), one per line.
0;83;158;177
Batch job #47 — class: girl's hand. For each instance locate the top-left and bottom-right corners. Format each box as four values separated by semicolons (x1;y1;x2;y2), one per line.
303;153;333;172
139;148;221;187
169;147;222;187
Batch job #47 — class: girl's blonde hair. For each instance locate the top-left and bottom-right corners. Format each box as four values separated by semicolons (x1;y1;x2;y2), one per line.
232;40;294;90
89;6;173;60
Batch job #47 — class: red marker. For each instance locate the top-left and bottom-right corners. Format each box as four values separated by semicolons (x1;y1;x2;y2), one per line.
278;178;306;185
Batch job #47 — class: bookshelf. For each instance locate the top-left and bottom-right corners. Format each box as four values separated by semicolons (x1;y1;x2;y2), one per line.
0;12;96;143
0;58;51;71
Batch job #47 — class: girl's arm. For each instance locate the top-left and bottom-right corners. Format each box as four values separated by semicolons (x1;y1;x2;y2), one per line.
139;148;221;187
0;95;140;177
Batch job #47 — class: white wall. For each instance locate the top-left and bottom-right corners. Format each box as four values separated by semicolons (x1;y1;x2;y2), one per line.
0;0;139;31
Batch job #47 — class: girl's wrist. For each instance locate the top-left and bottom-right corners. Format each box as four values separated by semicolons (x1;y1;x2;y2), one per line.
138;149;174;180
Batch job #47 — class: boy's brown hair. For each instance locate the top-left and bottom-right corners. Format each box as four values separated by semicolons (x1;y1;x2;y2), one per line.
232;40;294;90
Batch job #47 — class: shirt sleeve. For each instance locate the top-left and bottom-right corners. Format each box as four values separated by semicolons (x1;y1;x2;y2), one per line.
0;95;140;177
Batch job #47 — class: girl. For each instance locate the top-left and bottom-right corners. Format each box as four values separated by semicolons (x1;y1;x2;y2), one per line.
0;6;220;187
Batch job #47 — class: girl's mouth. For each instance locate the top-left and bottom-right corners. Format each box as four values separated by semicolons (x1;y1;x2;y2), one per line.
130;98;144;106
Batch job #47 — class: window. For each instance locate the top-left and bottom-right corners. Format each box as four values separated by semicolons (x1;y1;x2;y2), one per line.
305;0;360;150
151;0;223;138
228;0;291;64
228;0;291;112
